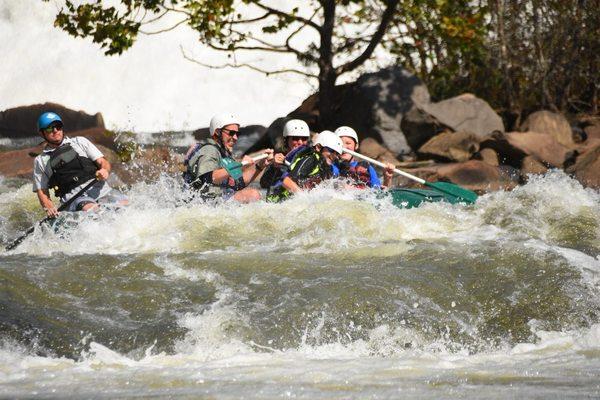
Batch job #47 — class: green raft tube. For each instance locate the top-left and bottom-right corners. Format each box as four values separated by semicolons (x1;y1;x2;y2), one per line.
385;187;477;209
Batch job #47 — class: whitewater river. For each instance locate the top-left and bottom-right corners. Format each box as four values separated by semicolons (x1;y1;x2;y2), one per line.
1;171;599;399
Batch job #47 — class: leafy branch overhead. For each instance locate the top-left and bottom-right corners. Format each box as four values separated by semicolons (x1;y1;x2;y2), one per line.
47;0;598;125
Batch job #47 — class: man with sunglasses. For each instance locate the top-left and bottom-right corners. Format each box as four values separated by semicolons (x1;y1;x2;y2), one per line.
260;119;310;197
32;112;127;217
184;113;271;203
267;130;343;202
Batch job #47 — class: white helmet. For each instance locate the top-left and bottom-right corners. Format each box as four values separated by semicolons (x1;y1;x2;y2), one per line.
283;119;310;138
209;113;240;136
314;130;343;155
335;126;359;144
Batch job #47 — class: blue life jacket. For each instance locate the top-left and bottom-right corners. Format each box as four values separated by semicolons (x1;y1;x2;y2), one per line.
332;160;381;188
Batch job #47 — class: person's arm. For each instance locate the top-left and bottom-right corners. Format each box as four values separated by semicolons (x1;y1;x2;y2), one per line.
94;157;111;180
282;176;301;193
240;149;274;185
36;189;58;217
382;162;395;188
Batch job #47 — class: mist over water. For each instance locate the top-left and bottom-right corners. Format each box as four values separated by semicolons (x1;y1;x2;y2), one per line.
0;1;312;131
1;170;600;398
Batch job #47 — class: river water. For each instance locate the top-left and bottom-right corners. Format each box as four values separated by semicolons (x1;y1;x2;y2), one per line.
0;170;599;399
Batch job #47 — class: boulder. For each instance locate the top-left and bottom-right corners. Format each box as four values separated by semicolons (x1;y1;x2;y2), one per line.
521;155;548;177
0;103;104;139
293;66;430;156
520;110;574;148
435;160;518;192
402;93;504;150
358;137;400;165
417;130;480;162
566;141;600;189
583;121;600;141
0;145;44;178
474;148;499;167
481;131;570;168
386;160;517;192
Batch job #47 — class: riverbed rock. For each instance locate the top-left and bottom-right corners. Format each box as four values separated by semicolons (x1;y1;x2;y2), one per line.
358;137;401;165
520;110;574;148
402;93;504;151
293;66;430;156
474;148;499;167
435;160;517;192
417;130;480;162
583;121;600;142
387;160;517;192
0;103;104;139
480;131;570;169
521;155;548;177
0;145;44;178
566;140;600;189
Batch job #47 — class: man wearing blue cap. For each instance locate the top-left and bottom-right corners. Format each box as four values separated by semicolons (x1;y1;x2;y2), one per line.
33;111;127;217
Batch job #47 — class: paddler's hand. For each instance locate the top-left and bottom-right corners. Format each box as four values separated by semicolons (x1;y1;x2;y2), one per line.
96;168;109;181
273;153;285;166
241;155;255;166
383;163;395;179
43;203;59;218
258;149;274;169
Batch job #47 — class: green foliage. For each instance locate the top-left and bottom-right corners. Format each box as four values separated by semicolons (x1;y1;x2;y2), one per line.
391;0;599;121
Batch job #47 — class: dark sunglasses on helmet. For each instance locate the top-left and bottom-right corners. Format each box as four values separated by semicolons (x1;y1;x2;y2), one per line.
288;136;308;141
41;123;63;134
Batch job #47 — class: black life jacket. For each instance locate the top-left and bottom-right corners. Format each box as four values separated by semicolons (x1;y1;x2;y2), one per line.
47;144;98;197
266;147;330;202
182;141;244;192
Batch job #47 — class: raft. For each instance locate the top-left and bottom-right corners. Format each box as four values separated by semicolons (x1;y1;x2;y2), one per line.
386;188;470;208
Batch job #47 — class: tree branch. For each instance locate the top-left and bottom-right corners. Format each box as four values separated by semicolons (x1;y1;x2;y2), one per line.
140;18;187;34
249;1;321;31
336;0;400;75
180;46;318;78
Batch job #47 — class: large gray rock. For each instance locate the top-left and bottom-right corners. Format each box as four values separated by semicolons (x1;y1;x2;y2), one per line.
293;66;430;156
402;94;504;150
0;102;104;138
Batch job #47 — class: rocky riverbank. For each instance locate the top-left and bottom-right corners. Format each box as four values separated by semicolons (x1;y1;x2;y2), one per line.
1;67;598;192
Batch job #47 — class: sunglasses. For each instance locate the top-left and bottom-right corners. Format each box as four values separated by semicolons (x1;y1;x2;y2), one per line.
41;124;63;134
220;128;239;136
288;136;308;141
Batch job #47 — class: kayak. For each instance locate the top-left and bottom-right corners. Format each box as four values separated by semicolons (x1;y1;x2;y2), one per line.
386;188;471;208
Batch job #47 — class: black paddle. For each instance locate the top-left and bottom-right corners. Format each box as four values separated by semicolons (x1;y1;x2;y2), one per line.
5;178;98;251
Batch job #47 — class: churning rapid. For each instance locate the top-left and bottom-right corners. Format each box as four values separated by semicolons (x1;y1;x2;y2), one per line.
1;171;599;399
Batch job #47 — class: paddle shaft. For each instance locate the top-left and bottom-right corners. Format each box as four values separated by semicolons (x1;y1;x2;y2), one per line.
5;178;99;251
242;153;269;166
342;148;426;184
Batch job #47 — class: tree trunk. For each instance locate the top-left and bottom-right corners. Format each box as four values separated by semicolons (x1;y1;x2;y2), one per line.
317;0;337;130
